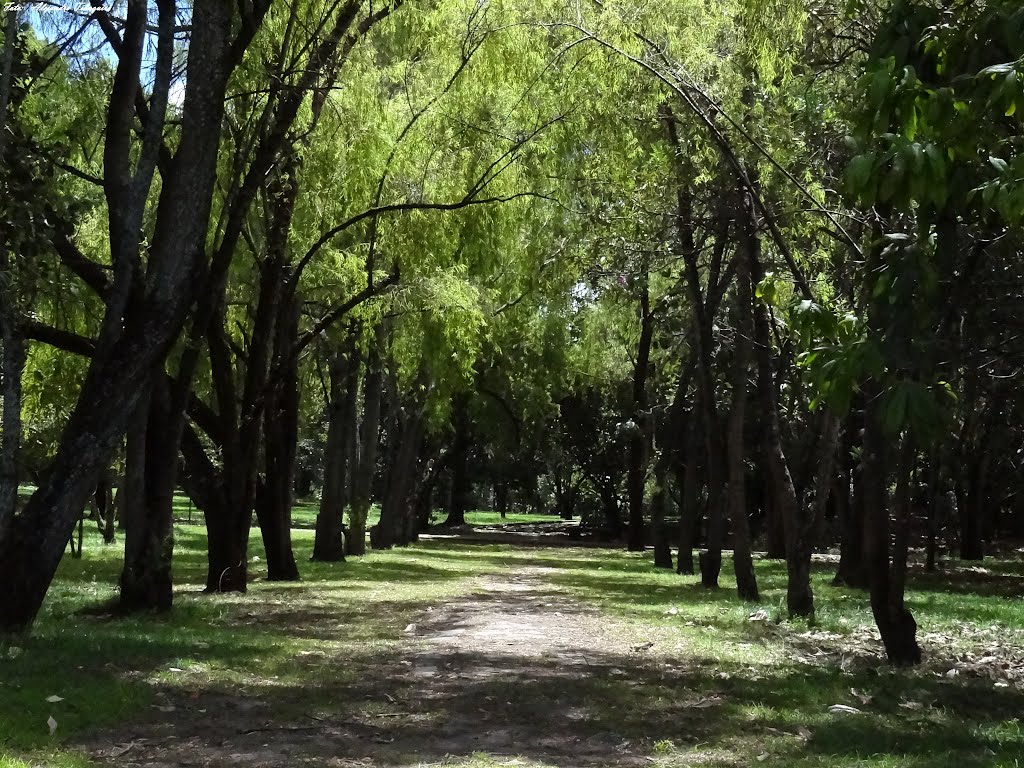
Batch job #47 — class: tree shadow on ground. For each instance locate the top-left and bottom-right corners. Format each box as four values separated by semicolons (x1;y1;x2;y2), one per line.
75;640;1024;768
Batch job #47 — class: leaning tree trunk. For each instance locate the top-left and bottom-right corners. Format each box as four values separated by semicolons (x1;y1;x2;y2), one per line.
752;274;812;617
312;335;360;561
0;4;247;631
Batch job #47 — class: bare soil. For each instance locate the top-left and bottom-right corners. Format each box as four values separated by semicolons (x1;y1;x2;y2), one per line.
77;567;685;768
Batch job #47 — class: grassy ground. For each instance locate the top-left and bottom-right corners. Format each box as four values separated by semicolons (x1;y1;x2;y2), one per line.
169;493;560;528
1;522;1022;767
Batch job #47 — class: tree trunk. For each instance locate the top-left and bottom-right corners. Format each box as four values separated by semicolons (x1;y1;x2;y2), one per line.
651;461;673;569
348;326;383;555
97;475;116;544
862;391;921;665
676;405;700;575
762;475;786;559
205;506;250;593
377;409;423;549
809;413;841;551
120;380;177;612
834;407;867;587
958;447;987;560
0;5;249;631
627;263;654;551
0;319;25;545
664;115;725;589
597;479;621;536
0;8;22;546
255;294;300;581
753;293;814;617
312;335;360;561
496;480;508;519
724;194;758;603
443;394;470;527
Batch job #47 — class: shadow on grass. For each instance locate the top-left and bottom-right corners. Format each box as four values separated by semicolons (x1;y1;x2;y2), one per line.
7;528;1024;768
72;642;1024;768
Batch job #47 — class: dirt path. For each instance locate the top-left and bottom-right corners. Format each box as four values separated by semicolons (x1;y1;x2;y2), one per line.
78;566;680;768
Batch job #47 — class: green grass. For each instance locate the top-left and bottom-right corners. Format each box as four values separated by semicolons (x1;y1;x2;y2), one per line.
170;493;561;529
0;524;504;766
2;521;1023;768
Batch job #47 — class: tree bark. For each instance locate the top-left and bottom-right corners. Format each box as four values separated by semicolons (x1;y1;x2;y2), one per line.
443;393;471;527
119;379;178;612
0;3;242;630
676;404;700;575
312;334;360;561
626;261;654;552
348;326;384;555
651;462;673;569
834;406;867;587
752;277;813;617
0;317;24;545
377;408;424;549
725;188;759;602
255;294;300;581
862;389;922;665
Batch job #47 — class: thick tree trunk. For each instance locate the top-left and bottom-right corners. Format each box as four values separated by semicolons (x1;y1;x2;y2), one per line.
312;337;360;561
377;410;423;549
0;9;22;546
119;381;177;612
348;326;383;555
443;394;470;527
0;321;25;544
0;5;247;631
205;507;250;593
119;397;147;539
256;296;300;582
862;391;921;665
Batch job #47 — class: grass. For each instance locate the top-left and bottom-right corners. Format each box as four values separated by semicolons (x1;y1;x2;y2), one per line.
1;517;1023;768
169;492;561;528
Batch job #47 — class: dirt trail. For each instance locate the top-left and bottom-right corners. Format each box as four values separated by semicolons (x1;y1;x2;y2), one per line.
79;566;675;768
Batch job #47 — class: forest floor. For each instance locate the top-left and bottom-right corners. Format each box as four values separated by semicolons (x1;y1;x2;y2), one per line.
3;526;1024;767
